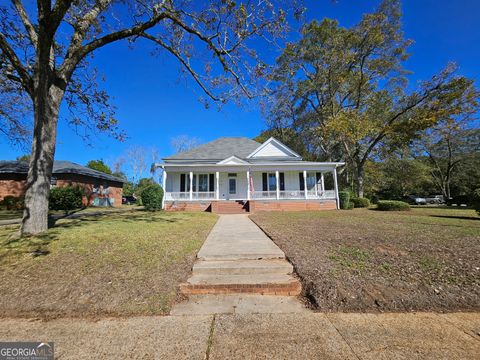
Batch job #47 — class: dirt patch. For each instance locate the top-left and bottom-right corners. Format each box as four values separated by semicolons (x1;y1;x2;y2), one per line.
251;208;480;312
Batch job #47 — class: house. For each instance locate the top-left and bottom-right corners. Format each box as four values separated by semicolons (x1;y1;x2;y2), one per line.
156;137;344;213
0;160;125;207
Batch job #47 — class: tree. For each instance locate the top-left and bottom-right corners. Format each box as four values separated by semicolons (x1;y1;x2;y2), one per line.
170;135;201;154
16;154;30;161
86;159;112;174
1;0;293;234
267;0;479;197
413;122;480;198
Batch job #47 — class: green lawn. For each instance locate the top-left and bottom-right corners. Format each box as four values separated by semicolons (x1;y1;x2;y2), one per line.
251;207;480;312
0;211;217;318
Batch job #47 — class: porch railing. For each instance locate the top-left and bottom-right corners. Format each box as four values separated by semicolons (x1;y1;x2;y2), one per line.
165;189;336;201
165;192;216;201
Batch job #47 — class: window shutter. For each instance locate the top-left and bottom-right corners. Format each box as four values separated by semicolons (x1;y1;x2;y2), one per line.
262;173;268;191
299;172;304;191
209;174;214;192
180;174;186;192
280;172;285;191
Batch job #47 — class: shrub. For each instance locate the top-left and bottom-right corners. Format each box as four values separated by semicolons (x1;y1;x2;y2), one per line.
0;195;24;210
141;184;164;211
351;197;371;208
473;189;480;216
49;186;84;212
338;191;351;210
377;200;410;211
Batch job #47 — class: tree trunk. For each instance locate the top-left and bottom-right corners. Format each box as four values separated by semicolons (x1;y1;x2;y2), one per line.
355;163;365;198
21;82;64;235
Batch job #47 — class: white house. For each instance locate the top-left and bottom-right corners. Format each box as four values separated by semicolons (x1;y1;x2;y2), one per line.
156;137;344;213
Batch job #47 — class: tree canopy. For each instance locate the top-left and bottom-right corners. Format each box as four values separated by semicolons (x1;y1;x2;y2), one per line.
86;159;112;175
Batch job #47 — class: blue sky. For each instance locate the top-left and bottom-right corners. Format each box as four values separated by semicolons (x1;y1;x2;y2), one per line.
2;0;479;174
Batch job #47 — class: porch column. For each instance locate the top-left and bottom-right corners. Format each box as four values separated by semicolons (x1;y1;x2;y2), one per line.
275;171;280;200
215;171;220;200
161;170;167;209
189;171;193;201
333;167;340;209
246;170;251;200
321;173;325;193
303;170;308;199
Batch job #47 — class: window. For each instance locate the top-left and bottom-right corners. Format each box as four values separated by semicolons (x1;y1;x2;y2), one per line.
198;174;208;192
306;172;316;190
268;173;276;191
183;173;210;192
229;178;236;194
227;173;237;177
50;177;57;188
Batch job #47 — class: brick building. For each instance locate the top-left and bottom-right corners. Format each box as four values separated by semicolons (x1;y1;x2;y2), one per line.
0;160;124;207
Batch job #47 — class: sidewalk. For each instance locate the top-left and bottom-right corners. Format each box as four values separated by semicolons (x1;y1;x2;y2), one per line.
1;312;479;359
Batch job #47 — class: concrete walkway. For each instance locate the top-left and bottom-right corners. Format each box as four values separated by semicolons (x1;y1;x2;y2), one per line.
1;312;479;359
173;214;304;315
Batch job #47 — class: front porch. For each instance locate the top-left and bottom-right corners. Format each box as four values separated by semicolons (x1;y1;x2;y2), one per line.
162;167;341;211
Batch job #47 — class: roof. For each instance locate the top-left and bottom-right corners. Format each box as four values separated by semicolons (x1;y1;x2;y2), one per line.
164;137;262;161
0;160;125;183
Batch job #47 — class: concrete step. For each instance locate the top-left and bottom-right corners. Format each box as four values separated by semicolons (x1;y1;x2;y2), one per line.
180;274;301;296
170;295;308;315
197;252;285;261
192;259;293;276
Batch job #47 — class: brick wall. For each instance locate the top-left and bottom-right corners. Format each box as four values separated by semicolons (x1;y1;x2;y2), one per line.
0;173;123;207
164;201;212;212
164;200;338;212
249;200;337;212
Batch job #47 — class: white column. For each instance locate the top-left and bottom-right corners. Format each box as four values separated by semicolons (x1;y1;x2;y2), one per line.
161;170;167;209
321;173;325;193
246;170;251;200
189;171;193;201
333;167;340;209
215;172;219;200
303;170;308;199
275;170;280;200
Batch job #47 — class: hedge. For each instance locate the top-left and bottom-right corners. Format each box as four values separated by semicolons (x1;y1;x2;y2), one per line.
473;189;480;216
351;197;370;208
377;200;410;211
49;186;84;212
338;191;351;210
0;195;24;210
141;184;164;211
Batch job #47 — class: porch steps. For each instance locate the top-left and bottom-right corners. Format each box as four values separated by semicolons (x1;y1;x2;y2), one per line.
214;200;249;214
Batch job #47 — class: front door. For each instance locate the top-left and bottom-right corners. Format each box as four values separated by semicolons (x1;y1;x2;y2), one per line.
228;177;237;199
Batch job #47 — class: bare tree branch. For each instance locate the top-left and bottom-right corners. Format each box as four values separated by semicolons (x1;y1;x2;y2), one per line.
10;0;38;46
0;33;33;95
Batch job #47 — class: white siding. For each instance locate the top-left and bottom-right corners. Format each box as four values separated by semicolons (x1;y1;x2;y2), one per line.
251;142;290;157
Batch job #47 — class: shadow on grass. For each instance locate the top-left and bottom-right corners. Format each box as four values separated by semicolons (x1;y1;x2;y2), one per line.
430;215;480;221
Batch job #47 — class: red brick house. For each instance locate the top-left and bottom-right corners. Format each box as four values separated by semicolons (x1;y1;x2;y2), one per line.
0;160;124;207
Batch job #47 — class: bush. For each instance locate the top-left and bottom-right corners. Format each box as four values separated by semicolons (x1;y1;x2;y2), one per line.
0;195;24;210
338;191;351;210
473;189;480;216
49;186;84;212
377;200;410;211
141;184;164;211
351;197;371;208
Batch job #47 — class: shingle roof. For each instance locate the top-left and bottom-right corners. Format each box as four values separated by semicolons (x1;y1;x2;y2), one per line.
164;137;262;161
0;160;125;183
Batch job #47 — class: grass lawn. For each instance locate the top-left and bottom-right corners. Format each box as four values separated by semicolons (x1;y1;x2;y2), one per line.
251;207;480;312
0;211;217;318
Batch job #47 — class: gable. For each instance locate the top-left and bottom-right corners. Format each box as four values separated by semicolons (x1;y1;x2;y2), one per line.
247;137;301;159
217;156;249;165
